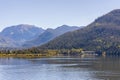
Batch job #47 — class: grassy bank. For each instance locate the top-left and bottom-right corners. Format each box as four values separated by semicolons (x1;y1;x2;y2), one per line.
0;49;83;58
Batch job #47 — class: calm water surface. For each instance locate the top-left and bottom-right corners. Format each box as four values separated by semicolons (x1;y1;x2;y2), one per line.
0;56;120;80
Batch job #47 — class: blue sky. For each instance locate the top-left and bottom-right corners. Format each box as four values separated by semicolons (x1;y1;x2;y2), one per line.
0;0;120;31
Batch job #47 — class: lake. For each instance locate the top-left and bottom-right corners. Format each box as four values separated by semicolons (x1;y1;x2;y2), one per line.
0;56;120;80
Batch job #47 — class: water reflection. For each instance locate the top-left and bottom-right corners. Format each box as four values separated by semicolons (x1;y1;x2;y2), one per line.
0;56;120;80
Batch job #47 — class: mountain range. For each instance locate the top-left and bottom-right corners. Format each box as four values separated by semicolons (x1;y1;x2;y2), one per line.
0;24;80;48
23;25;80;47
39;9;120;54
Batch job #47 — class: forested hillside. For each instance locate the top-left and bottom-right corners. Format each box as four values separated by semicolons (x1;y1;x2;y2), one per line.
39;9;120;54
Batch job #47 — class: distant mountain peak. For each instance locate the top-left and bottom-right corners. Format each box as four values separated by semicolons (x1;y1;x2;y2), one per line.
0;24;45;47
56;25;79;30
17;24;40;28
61;24;69;27
10;24;42;29
109;9;120;14
17;24;33;26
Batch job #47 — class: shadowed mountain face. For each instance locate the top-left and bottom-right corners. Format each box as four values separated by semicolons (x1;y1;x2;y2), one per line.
0;35;16;47
39;9;120;53
0;24;45;47
23;25;80;47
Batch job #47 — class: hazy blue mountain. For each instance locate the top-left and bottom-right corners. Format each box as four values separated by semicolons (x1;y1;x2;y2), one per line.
1;24;44;42
23;25;80;47
0;24;45;46
0;35;16;47
39;9;120;54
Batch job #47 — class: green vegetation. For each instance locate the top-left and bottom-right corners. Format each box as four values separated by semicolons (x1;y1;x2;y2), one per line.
0;48;83;58
39;9;120;55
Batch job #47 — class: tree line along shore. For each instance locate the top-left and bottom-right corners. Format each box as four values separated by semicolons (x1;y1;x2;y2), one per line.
0;48;83;58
